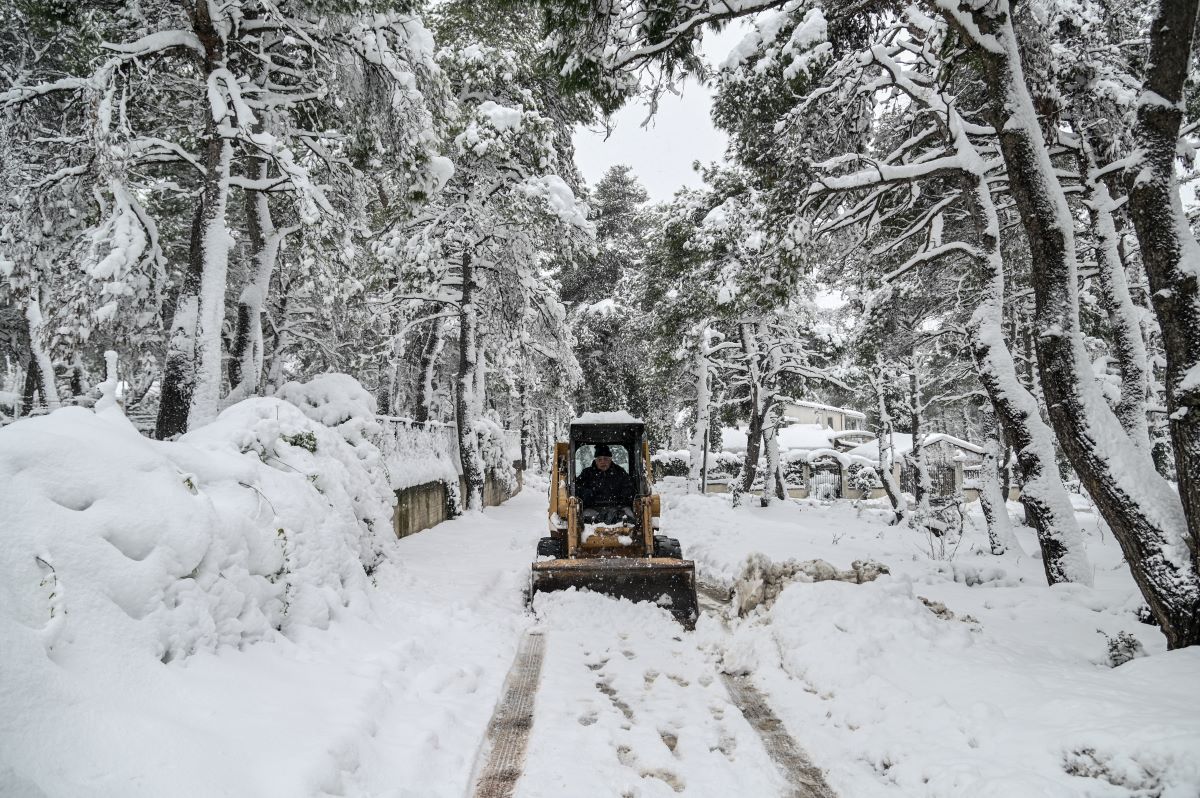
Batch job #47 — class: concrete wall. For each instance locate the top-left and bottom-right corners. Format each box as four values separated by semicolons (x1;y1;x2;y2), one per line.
393;468;523;539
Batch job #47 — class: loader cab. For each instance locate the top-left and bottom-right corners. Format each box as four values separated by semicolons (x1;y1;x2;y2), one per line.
546;413;659;558
567;423;651;502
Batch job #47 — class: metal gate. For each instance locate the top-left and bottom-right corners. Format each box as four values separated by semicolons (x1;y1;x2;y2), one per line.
808;459;842;500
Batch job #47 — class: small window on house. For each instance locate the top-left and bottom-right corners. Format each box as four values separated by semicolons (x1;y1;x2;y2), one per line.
828;415;835;428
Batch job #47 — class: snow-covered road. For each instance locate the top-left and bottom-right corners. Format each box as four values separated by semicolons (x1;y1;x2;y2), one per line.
5;481;1200;797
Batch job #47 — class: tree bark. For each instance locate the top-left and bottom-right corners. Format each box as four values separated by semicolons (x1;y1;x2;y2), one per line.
737;322;766;500
1123;0;1200;561
229;149;282;402
456;249;486;511
157;1;234;437
960;164;1091;584
977;402;1021;556
1077;140;1152;452
687;325;712;494
414;317;447;422
946;0;1200;646
871;363;907;525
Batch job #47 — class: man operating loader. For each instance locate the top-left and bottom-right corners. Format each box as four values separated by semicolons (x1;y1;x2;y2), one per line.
576;444;635;525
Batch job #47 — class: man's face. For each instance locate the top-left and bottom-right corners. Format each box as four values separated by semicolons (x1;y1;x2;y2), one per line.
595;454;612;471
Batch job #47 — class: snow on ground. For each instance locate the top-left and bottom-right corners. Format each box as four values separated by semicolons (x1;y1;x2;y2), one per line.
665;481;1200;797
3;406;1198;798
522;590;789;798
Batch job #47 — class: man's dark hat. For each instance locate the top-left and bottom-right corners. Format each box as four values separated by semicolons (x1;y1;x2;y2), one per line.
594;444;613;457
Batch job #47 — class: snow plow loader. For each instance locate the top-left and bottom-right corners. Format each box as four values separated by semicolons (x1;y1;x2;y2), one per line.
530;413;699;628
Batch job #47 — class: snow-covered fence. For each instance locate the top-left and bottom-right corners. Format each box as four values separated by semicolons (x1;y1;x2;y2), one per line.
373;415;522;536
373;415;461;491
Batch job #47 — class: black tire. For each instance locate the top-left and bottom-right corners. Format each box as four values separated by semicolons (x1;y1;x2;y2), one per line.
654;535;682;559
537;537;565;558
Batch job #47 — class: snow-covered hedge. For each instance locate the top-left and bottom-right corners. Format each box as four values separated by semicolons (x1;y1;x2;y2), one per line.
0;375;396;665
651;450;690;478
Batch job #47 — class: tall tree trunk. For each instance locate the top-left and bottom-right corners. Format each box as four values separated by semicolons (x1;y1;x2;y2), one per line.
907;363;933;529
687;325;712;494
157;3;234;437
415;316;446;423
1077;141;1152;452
961;165;1091;584
21;355;39;417
456;249;486;511
947;0;1200;646
872;363;907;524
737;322;765;500
156;208;204;438
229;151;283;402
23;293;58;415
760;403;785;506
1123;0;1200;562
976;402;1021;556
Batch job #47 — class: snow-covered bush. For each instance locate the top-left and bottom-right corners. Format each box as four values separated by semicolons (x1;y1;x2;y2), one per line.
0;385;397;666
847;462;878;495
1101;630;1146;667
707;451;742;480
476;415;517;490
651;450;690;478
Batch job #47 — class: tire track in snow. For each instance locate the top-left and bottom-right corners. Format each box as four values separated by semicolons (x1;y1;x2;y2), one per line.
471;631;546;798
719;674;837;798
698;579;837;798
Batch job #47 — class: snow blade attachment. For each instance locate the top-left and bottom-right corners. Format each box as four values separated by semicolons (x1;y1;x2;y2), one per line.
530;557;699;629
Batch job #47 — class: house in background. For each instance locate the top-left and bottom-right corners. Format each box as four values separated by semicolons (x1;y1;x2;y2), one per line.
780;400;866;431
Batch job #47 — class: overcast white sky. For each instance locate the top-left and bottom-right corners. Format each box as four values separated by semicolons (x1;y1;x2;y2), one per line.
571;24;749;203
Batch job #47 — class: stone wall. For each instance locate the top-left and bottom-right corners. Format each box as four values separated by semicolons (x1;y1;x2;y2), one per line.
393;468;523;539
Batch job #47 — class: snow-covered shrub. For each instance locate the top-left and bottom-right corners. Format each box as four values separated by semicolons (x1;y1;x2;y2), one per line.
273;373;396;569
847;462;878;495
0;391;397;666
708;451;742;480
375;418;459;491
783;453;806;487
651;450;689;478
733;552;890;616
1101;630;1146;667
476;415;517;490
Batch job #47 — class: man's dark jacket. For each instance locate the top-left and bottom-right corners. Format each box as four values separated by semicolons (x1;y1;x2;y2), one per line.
576;462;634;507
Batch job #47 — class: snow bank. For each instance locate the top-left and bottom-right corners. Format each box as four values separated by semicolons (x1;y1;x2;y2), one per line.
0;376;396;667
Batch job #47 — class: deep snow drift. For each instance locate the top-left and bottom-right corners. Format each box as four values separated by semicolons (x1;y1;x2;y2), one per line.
2;402;1198;797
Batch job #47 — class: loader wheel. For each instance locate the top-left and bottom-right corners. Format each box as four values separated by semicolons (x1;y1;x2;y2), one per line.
654;535;682;559
537;537;566;558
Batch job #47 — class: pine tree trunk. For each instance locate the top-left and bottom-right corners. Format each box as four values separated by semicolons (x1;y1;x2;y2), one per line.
977;404;1021;556
157;3;234;436
737;322;765;499
156;209;204;439
1123;0;1200;563
415;316;446;423
760;403;784;506
456;249;486;511
948;1;1200;646
908;365;933;528
229;153;281;402
687;327;711;494
872;365;907;524
960;167;1091;584
23;294;58;415
1078;143;1152;451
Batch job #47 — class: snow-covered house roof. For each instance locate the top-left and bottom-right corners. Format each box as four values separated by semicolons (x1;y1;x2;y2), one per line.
782;399;867;420
844;433;984;464
721;423;838;453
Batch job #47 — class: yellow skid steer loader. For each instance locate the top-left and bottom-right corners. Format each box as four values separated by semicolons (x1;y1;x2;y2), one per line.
530;413;699;628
